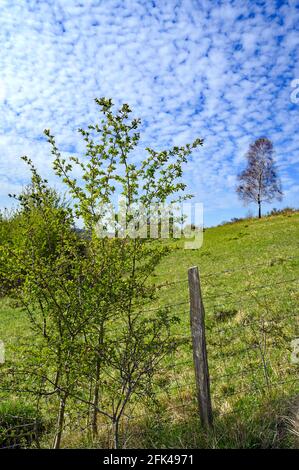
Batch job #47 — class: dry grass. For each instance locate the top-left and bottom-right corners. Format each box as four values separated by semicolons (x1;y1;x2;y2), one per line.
285;396;299;443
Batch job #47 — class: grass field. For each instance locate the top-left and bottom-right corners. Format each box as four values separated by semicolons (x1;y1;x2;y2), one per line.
1;210;298;448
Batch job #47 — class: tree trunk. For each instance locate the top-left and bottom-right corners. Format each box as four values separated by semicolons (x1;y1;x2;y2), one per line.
258;201;262;219
91;357;101;437
91;328;104;437
53;393;67;449
112;418;120;449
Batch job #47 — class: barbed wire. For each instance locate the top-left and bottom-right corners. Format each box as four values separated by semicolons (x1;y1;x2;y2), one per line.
0;418;40;450
203;276;299;302
114;279;298;319
204;285;299;311
150;254;299;283
155;279;189;289
213;376;299;401
205;310;299;337
137;274;299;317
200;254;299;280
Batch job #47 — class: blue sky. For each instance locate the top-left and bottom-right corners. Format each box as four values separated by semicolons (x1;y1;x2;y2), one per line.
0;0;299;227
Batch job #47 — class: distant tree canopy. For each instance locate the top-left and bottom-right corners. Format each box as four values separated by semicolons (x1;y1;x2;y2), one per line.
236;137;283;218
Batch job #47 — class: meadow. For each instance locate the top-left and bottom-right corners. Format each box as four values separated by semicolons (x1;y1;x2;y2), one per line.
0;209;298;448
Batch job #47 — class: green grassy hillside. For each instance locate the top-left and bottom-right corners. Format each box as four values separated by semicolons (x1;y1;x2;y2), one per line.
1;210;298;448
148;211;299;446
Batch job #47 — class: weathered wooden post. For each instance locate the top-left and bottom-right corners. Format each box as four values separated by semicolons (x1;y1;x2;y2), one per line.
188;266;213;428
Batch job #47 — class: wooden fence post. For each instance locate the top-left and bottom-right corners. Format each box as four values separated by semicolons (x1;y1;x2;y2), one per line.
188;266;213;429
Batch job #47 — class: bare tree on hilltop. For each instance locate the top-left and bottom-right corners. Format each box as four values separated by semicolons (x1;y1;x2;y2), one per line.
236;137;283;219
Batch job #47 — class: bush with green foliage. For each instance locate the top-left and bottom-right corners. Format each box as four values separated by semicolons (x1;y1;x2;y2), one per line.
0;187;71;297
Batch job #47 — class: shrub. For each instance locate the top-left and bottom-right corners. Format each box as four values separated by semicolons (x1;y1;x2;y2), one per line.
268;207;297;216
0;401;44;448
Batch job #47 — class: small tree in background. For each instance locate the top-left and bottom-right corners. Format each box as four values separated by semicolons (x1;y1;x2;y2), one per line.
236;137;283;218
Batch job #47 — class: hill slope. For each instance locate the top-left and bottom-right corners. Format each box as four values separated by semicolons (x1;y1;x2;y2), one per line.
0;211;298;448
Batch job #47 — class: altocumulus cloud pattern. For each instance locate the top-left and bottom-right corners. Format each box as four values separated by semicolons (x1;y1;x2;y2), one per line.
0;0;299;226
